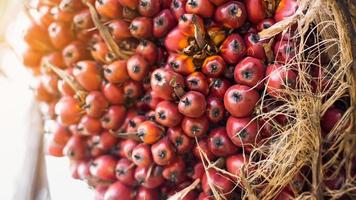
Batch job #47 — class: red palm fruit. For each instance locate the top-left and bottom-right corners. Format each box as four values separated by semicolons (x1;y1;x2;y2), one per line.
73;60;102;91
151;68;185;100
48;21;73;49
138;0;160;17
77;161;91;180
162;156;186;182
191;162;204;179
168;126;193;154
127;54;150;81
132;143;153;167
55;96;82;125
115;158;136;186
155;101;183;127
202;168;234;195
224;84;259;117
73;9;93;30
146;111;156;121
202;55;226;78
126;115;146;133
104;60;129;84
47;140;64;157
102;82;126;105
104;181;134;200
181;115;209;137
90;41;112;63
208;127;238;156
22;47;43;69
90;155;117;181
164;28;189;52
234;56;266;89
151;137;176;165
321;107;344;133
209;78;231;98
51;122;71;146
137;121;164;144
120;110;139;132
77;115;102;135
274;40;296;63
59;0;84;12
215;1;247;29
37;6;54;28
198;192;214;200
134;165;165;188
168;53;196;75
24;22;52;52
119;0;139;10
244;33;267;61
265;64;297;98
40;74;59;96
256;18;275;31
171;0;186;20
185;0;214;18
193;139;216;160
206;97;225;123
153;9;177;38
58;79;75;96
178;13;204;36
84;91;108;118
130;17;153;39
138;90;163;111
178;91;207;118
123;80;143;100
209;0;227;6
206;23;226;46
101;105;126;131
41;51;66;69
161;0;173;8
120;139;139;159
226;116;258;147
62;41;88;68
244;0;266;24
136;40;157;65
226;154;246;176
92;131;118;151
135;187;159;200
108;19;131;42
94;185;108;200
186;72;209;95
220;33;246;64
95;0;123;19
69;161;80;179
63;135;88;160
34;80;54;103
51;6;74;23
274;0;298;22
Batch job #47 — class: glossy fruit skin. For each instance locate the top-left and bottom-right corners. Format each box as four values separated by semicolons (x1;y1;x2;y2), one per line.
244;33;267;61
171;0;186;20
41;51;66;69
62;41;88;68
150;68;185;100
115;158;136;186
48;21;73;49
138;0;160;17
208;127;238;156
90;155;117;181
94;185;108;200
202;168;234;195
73;60;102;91
127;54;150;81
137;121;164;144
153;9;177;38
274;0;298;22
226;116;258;147
134;165;164;188
202;56;226;78
63;135;87;160
119;139;139;159
101;106;127;131
73;9;92;30
224;85;260;117
155;101;183;127
256;18;275;31
119;0;139;10
151;137;176;165
182;116;209;137
209;78;231;98
123;80;144;100
92;131;118;151
126;115;146;133
55;96;82;125
178;13;204;36
135;187;159;200
103;60;129;84
226;154;246;176
245;0;266;24
215;1;247;29
102;83;125;105
178;91;207;118
90;41;110;63
136;40;157;65
234;56;266;90
164;28;189;52
104;181;134;200
206;97;225;123
108;19;131;42
185;0;214;18
95;0;123;19
193;139;216;160
130;17;153;39
220;33;246;64
51;122;71;146
162;156;186;182
168;53;196;75
77;115;102;135
167;126;193;154
47;140;65;157
23;48;43;69
131;143;152;168
265;64;297;98
321;107;344;133
85;91;109;118
186;72;209;95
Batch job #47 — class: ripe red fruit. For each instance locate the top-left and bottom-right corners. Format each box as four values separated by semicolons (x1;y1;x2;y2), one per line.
90;155;117;181
132;143;153;167
95;0;123;19
126;115;146;133
215;1;247;29
185;0;214;18
178;14;204;36
226;116;258;147
130;17;153;39
108;19;131;42
321;107;344;133
208;127;238;156
41;51;66;69
134;165;164;188
265;64;297;98
123;80;143;100
63;135;87;160
137;121;164;144
168;53;196;75
150;68;185;100
115;158;136;186
206;97;225;123
168;126;193;154
234;56;266;89
171;0;186;20
198;192;214;200
244;33;267;61
118;0;139;10
73;61;102;91
101;105;127;130
181;116;209;137
55;96;82;125
164;28;189;52
102;82;126;105
274;40;296;63
84;91;109;118
77;115;102;135
220;33;246;64
73;9;92;30
136;40;158;65
103;60;129;84
153;9;177;38
202;56;226;78
127;54;150;81
135;187;159;200
24;22;52;52
224;85;260;117
202;168;234;195
94;185;108;200
90;41;111;63
155;101;183;127
257;18;275;31
47;140;64;157
178;91;207;118
193;139;216;160
22;48;43;69
162;157;186;182
62;41;88;68
48;21;73;49
245;0;266;24
226;154;246;176
151;137;176;165
92;131;118;151
59;0;84;12
51;122;71;146
77;161;91;180
274;0;298;22
209;78;231;98
138;0;160;17
186;72;209;95
119;139;139;159
104;181;134;200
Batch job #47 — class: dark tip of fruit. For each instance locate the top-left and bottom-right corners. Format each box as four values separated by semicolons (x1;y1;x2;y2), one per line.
211;108;220;117
116;169;125;175
263;23;271;29
155;18;164;26
128;120;136;128
140;40;148;46
250;34;260;43
242;70;252;79
154;73;162;81
101;117;110;123
213;137;223;147
158;111;166;120
130;24;138;31
210;63;218;72
231;40;240;50
232;92;242;102
65;51;73;58
229;4;238;16
181;97;191;106
175;137;183;146
137;130;145;138
188;79;199;86
132;65;140;73
239;129;248;139
180;15;187;22
212;79;222;87
187;0;197;7
104;68;112;74
68;151;75;157
158;150;166;158
74;64;82;70
97;0;103;5
133;154;141;160
191;125;200;133
140;0;148;7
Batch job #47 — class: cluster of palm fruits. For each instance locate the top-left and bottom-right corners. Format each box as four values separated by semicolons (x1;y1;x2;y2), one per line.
22;0;350;199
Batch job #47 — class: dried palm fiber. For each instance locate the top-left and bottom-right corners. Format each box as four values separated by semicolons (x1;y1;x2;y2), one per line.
169;0;356;199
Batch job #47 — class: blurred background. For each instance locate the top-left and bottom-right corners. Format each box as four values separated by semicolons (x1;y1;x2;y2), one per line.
0;0;93;199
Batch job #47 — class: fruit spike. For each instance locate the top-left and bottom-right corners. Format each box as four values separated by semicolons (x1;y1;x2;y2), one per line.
86;2;133;60
109;130;140;141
